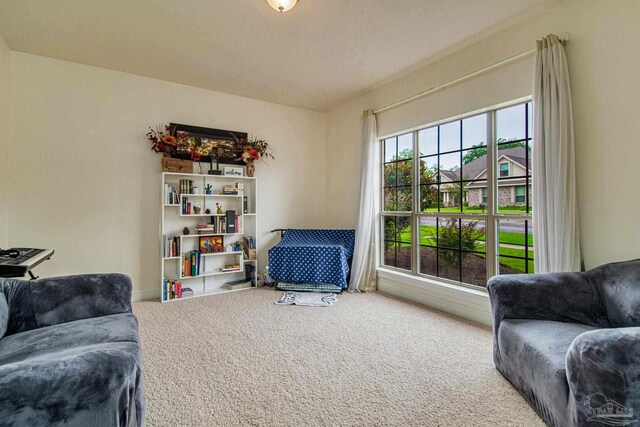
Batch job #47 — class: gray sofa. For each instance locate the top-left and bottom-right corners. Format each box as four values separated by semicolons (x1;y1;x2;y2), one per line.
488;259;640;427
0;273;145;427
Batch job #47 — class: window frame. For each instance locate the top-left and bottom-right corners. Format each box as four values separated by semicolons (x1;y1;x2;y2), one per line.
378;97;533;289
499;162;510;177
515;185;526;203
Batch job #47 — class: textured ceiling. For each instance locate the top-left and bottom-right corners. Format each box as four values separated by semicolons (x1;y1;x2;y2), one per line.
0;0;558;111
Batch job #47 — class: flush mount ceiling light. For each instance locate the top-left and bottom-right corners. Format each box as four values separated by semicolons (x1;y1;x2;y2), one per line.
266;0;298;12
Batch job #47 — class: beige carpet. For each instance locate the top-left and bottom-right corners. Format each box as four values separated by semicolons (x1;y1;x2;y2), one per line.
133;288;543;427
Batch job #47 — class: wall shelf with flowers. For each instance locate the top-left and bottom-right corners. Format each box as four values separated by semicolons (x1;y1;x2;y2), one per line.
146;123;275;177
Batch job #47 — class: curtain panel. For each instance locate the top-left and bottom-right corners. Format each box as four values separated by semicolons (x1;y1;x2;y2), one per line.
348;110;379;292
532;34;581;272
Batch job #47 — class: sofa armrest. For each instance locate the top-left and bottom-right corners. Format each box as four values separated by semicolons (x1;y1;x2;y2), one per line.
566;327;640;425
1;273;132;335
488;272;608;329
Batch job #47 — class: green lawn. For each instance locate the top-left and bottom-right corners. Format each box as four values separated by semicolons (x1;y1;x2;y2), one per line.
397;224;533;273
421;205;529;214
401;225;533;247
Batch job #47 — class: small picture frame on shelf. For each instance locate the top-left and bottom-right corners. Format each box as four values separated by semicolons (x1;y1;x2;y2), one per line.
223;166;244;177
199;235;224;253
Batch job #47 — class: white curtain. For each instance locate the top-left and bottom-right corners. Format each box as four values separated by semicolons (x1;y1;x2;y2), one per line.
532;34;581;272
348;110;379;292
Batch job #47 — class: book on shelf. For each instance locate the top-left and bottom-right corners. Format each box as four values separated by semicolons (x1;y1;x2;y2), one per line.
182;197;194;215
164;184;179;205
181;250;201;277
195;212;241;234
226;210;236;234
196;224;215;234
220;263;241;272
222;186;238;195
162;235;180;258
163;278;188;301
179;179;194;195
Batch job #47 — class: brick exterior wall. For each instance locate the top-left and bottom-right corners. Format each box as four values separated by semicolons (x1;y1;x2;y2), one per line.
498;187;512;206
468;188;483;206
467;185;531;207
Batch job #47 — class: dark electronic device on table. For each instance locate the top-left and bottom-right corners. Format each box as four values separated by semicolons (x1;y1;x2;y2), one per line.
0;247;55;279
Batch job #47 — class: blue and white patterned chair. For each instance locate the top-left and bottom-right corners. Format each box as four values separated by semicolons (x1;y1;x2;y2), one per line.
268;229;355;289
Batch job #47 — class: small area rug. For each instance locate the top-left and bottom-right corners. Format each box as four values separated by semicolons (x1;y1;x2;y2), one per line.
276;291;338;307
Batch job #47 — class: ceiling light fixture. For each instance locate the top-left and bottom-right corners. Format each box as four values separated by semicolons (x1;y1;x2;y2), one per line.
266;0;298;12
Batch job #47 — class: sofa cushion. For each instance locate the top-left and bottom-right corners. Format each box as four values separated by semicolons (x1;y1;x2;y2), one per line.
497;320;596;427
0;313;139;365
587;258;640;327
0;293;7;339
0;313;143;426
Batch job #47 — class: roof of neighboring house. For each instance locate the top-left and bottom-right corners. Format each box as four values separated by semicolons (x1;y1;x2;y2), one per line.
440;170;457;182
441;146;531;182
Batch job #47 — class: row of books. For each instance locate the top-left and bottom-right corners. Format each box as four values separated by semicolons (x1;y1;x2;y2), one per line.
182;198;199;215
179;179;195;195
243;236;256;249
163;279;194;301
197;214;242;234
162;235;180;258
163;184;179;205
181;250;202;277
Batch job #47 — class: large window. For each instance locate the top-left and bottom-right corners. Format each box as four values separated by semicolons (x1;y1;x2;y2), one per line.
381;101;534;287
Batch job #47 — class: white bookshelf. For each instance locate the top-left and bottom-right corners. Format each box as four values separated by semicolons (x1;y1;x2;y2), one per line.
161;171;258;302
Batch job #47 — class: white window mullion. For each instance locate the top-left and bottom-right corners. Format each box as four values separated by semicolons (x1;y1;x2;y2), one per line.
485;111;497;279
412;130;419;275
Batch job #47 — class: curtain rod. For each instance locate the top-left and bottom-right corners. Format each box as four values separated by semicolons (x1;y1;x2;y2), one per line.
373;33;569;115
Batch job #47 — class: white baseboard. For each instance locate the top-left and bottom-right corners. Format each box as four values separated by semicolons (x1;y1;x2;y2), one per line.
376;268;492;326
132;289;160;302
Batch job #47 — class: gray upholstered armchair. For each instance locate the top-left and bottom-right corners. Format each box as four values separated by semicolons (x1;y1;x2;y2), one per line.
488;259;640;427
0;273;145;427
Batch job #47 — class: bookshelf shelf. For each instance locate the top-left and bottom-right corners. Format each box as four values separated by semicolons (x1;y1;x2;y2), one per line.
163;171;256;180
161;171;258;303
181;232;243;238
179;213;225;217
200;251;243;257
180;194;242;198
179;269;243;279
167;286;253;302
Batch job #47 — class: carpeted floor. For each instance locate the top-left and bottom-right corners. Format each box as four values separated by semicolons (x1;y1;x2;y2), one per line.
133;288;543;426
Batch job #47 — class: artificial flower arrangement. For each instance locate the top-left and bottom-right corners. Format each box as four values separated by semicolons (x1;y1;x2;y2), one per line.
236;136;275;165
146;124;178;155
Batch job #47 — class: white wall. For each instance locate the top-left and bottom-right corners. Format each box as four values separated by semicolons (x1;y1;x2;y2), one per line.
325;0;640;270
9;53;326;298
0;35;10;249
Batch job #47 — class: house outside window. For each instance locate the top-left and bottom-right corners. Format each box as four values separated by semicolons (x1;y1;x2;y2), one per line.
381;100;534;288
